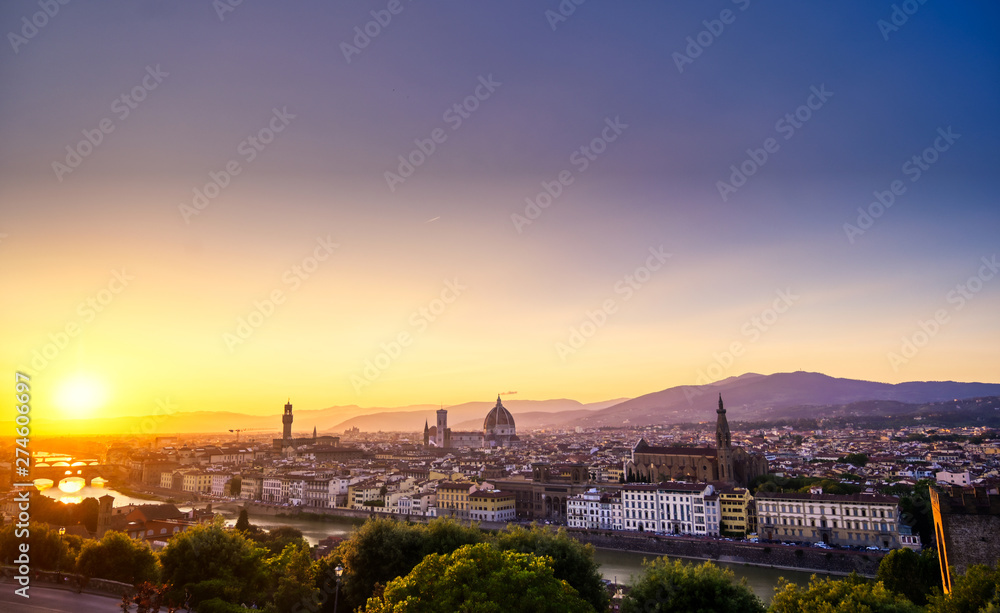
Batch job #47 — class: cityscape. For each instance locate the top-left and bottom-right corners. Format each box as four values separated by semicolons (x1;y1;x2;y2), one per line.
3;1;1000;612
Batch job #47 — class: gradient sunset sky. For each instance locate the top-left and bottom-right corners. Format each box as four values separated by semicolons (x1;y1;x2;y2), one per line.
3;1;998;425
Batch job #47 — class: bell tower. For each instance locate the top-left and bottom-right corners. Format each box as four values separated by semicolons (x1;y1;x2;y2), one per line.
716;394;734;484
436;408;448;448
283;400;293;441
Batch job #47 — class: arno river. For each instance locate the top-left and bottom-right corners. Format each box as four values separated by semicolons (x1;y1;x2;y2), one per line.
43;485;826;602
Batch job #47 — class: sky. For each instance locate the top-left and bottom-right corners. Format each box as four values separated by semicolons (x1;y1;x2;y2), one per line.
2;1;998;427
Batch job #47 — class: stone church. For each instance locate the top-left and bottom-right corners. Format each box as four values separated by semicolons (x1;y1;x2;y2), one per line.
624;394;767;487
422;395;519;449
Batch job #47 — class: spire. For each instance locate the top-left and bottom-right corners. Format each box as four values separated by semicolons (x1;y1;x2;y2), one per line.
718;393;725;414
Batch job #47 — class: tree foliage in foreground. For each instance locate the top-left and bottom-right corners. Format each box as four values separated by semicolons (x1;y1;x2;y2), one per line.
495;524;609;612
331;517;485;612
770;573;922;613
76;529;158;584
876;547;939;606
620;557;765;613
158;520;270;607
0;522;76;571
925;564;1000;613
363;543;595;613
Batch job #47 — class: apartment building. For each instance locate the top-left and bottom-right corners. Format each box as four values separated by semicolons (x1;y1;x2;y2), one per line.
210;473;232;497
436;481;478;520
717;486;754;536
621;482;719;536
239;472;263;501
349;479;384;509
468;490;516;522
756;489;900;549
566;488;623;531
262;476;290;503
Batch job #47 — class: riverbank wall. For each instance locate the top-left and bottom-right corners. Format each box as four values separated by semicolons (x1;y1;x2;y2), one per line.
241;502;509;531
570;531;882;577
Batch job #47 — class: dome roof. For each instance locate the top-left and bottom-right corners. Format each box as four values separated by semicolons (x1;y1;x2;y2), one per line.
484;395;515;429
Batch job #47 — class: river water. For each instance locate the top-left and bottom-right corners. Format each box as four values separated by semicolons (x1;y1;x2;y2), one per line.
44;487;821;602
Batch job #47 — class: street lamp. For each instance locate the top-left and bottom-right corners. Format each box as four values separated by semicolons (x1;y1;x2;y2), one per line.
333;565;343;613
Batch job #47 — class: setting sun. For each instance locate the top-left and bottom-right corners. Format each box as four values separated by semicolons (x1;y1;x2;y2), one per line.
53;374;108;419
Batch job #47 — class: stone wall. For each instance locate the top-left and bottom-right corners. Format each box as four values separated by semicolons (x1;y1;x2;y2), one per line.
944;514;1000;575
0;566;133;597
568;531;883;576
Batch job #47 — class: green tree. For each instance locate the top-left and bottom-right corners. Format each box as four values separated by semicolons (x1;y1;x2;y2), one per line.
246;524;308;556
0;522;75;571
333;517;483;612
898;480;937;546
839;453;869;467
925;564;1000;613
877;548;939;605
770;574;922;613
620;558;765;613
269;541;319;613
495;524;608;612
158;522;269;607
76;530;158;584
364;543;595;613
234;508;251;532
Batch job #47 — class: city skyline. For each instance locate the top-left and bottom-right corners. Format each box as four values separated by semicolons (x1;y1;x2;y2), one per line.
3;2;999;428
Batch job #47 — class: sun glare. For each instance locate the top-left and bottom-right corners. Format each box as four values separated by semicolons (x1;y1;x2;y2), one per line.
58;477;86;493
54;373;108;419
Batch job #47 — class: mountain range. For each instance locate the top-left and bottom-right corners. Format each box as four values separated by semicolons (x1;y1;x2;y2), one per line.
22;371;1000;436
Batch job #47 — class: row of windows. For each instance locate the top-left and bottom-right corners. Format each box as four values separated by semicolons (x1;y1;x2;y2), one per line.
761;515;895;532
624;492;697;502
760;502;894;519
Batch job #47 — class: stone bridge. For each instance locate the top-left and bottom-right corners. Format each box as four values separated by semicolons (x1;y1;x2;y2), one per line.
31;454;113;487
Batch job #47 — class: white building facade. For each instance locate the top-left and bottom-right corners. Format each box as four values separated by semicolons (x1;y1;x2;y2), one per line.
756;489;901;549
621;483;719;536
567;489;623;531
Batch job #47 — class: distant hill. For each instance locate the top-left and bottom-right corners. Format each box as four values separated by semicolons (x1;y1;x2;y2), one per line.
575;371;1000;427
16;371;999;436
326;398;627;433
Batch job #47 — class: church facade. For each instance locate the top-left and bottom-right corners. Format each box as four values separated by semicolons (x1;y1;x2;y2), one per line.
624;395;767;487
